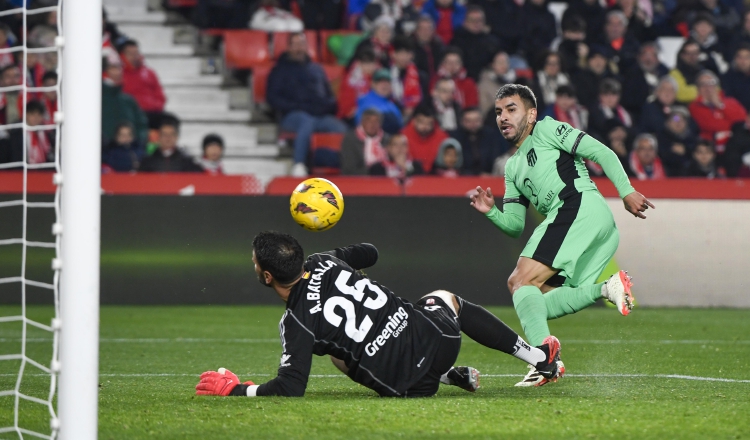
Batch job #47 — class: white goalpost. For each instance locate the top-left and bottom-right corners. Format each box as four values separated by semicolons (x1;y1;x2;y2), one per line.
58;0;102;439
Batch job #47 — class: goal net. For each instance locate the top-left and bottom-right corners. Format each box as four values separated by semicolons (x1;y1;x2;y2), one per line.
0;1;101;438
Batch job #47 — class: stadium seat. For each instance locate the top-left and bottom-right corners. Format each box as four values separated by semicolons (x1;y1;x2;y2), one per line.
657;36;685;69
319;30;363;64
167;0;197;6
272;30;319;61
322;64;345;97
310;133;345;175
251;63;274;105
223;30;270;69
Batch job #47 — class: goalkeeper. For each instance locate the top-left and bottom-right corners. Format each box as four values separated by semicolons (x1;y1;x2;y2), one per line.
196;231;565;398
470;84;655;387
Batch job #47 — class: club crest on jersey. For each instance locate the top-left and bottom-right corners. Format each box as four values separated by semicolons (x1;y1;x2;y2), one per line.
294;202;317;213
527;148;537;167
320;190;340;209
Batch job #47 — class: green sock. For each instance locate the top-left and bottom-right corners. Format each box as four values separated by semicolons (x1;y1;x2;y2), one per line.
544;282;604;320
512;285;550;346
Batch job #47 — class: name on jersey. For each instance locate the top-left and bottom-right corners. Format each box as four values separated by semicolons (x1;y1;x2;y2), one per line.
364;307;409;357
306;260;338;315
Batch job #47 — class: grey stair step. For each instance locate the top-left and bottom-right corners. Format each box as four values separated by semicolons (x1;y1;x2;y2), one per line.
221;158;289;178
175;110;251;123
147;57;202;78
108;11;166;24
160;75;223;87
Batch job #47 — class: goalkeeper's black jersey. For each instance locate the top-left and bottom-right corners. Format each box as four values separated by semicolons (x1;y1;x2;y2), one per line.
255;244;443;397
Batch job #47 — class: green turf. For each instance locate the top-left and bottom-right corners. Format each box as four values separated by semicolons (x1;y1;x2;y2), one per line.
1;306;750;439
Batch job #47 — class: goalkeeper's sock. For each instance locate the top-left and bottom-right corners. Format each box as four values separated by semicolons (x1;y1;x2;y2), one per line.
512;285;551;347
457;298;545;365
543;283;605;319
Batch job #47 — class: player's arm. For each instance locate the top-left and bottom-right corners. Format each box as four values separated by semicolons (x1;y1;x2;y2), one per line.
321;243;378;270
546;121;655;218
470;179;526;239
196;311;315;397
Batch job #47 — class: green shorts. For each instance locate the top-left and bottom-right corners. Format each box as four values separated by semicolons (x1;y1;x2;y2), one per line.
520;190;619;288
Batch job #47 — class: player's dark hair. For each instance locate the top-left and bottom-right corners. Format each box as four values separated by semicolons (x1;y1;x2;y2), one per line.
495;84;537;110
252;231;304;284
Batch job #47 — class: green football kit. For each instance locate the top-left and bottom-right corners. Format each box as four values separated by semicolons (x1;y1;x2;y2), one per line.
483;117;636;345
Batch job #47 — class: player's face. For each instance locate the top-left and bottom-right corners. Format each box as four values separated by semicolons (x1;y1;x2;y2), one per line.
495;95;536;144
252;251;271;287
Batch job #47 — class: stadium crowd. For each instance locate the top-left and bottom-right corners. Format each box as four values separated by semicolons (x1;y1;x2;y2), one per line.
2;0;750;180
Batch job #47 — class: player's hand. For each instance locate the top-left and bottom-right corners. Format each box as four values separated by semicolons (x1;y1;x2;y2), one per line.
470;186;496;214
623;192;655;219
195;368;250;396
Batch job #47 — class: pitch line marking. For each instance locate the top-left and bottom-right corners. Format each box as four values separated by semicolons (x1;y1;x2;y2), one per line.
1;373;748;383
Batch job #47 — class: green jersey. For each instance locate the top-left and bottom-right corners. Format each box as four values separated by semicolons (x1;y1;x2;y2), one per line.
506;117;634;215
485;117;635;239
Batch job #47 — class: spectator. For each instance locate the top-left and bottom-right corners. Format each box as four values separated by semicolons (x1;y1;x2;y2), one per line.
554;14;589;74
102;121;145;172
431;77;461;131
401;103;448;173
684;139;720;177
639;76;679;134
669;40;707;105
101;58;148;146
433;47;479;108
338;49;379;121
478;51;526;117
519;0;558;64
689;13;728;74
356;68;404;134
119;39;167;130
353;16;395;68
656;106;697;176
361;0;419;34
267;32;347;177
0;101;51;165
450;5;500;81
540;85;588;131
722;44;750;112
40;71;57;126
368;133;425;178
422;0;467;45
628;133;666;180
470;0;523;54
589;121;630;176
595;10;640;74
727;10;750;61
620;42;669;120
684;0;740;47
492;144;518;176
411;15;445;85
609;0;653;42
138;118;204;173
431;137;463;177
102;9;124;65
250;0;303;32
570;47;617;109
564;0;607;44
589;78;633;142
280;0;344;30
198;133;225;175
688;70;747;155
724;113;750;176
388;36;422;119
0;64;22;125
0;22;14;69
341;108;387;175
532;51;571;110
449;106;504;175
191;0;250;30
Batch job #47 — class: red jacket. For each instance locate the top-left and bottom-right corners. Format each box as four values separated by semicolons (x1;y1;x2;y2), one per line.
402;120;448;172
431;67;479;109
689;95;747;151
121;57;166;112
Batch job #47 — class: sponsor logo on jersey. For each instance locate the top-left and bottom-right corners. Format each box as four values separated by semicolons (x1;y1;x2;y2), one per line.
555;124;566;136
280;353;292;367
527;148;537;167
320;190;340;209
307;260;338;314
294;202;317;214
364;307;409;357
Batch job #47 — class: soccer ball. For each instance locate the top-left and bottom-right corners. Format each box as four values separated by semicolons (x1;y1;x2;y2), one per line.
289;178;345;232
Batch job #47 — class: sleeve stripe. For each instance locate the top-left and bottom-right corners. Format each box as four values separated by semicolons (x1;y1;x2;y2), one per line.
571;132;586;156
503;197;530;208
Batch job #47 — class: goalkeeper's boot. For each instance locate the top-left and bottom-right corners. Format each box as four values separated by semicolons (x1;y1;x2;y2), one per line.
440;366;480;392
515;335;565;387
603;270;635;316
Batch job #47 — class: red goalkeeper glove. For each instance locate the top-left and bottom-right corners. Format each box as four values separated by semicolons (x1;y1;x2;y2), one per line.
195;368;255;396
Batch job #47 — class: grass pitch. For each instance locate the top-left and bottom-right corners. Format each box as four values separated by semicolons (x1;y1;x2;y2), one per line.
1;305;750;439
